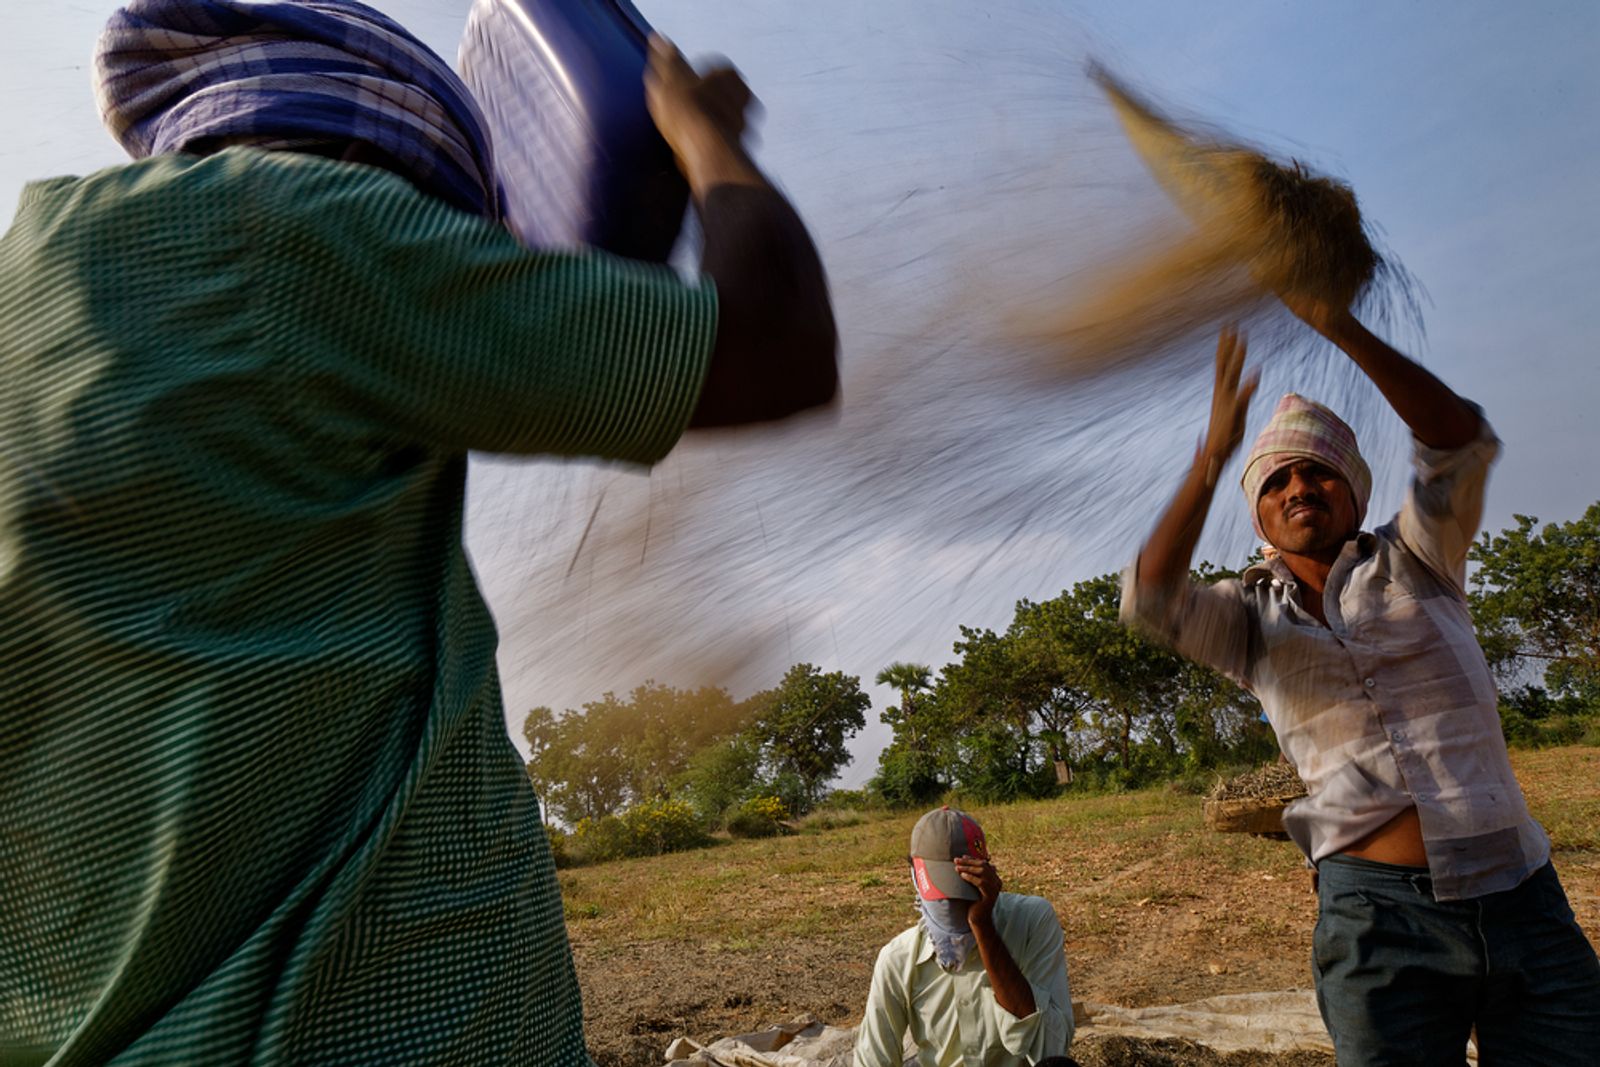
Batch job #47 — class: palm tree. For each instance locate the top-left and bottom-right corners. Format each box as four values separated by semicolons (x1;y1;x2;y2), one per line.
875;662;933;751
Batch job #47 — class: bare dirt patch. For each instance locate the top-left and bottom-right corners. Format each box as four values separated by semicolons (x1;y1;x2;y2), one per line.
1072;1037;1333;1067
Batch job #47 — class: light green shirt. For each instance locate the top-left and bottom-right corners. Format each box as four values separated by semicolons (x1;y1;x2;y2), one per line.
854;894;1074;1067
0;148;715;1065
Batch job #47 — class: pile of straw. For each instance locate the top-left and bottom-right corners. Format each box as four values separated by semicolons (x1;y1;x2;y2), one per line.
1209;761;1309;803
1021;65;1420;373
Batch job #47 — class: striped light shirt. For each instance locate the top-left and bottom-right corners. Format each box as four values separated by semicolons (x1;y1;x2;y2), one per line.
1121;419;1549;901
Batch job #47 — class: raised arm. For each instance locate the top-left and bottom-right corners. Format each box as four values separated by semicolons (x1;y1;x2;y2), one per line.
958;858;1076;1059
957;855;1036;1018
1287;300;1480;450
644;37;838;428
1136;326;1259;590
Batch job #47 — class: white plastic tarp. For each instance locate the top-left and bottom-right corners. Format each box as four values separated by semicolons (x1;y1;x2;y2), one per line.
661;993;1482;1065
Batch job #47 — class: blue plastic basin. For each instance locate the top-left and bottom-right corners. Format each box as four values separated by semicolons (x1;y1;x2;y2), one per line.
459;0;688;260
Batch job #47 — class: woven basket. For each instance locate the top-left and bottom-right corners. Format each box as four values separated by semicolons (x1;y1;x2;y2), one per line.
1203;795;1298;836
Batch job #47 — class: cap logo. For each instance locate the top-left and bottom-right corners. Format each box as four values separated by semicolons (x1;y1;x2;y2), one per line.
961;817;988;860
949;812;987;862
911;857;949;901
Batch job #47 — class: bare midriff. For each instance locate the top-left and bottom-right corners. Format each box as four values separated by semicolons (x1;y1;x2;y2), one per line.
1339;805;1427;867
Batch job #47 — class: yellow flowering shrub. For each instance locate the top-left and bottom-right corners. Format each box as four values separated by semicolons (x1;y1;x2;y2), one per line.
726;795;789;839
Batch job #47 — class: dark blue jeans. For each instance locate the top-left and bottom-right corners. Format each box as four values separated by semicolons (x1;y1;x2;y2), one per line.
1314;855;1600;1066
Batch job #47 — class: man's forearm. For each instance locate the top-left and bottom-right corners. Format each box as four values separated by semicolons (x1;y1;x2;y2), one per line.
672;119;764;201
1137;448;1223;594
971;915;1036;1018
1320;312;1480;450
645;39;838;429
691;182;838;427
1137;326;1254;590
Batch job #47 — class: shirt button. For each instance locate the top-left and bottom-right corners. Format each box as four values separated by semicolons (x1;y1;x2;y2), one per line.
1364;677;1377;688
1391;731;1405;742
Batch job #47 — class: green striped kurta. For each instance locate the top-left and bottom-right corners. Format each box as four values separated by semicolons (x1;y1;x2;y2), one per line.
0;147;717;1065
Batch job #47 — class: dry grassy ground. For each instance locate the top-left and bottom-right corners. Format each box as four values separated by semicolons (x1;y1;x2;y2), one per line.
563;747;1600;1066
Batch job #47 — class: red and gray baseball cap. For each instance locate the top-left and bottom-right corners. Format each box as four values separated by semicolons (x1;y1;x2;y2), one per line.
909;806;988;901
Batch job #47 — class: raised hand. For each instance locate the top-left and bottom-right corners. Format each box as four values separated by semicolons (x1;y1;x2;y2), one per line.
955;854;1038;1018
955;854;1003;925
643;35;761;197
1201;325;1260;484
1278;291;1357;343
1131;325;1260;592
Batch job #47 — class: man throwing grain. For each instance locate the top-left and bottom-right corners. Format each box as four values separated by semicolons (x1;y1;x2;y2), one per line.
0;1;834;1063
854;807;1075;1067
1121;309;1600;1064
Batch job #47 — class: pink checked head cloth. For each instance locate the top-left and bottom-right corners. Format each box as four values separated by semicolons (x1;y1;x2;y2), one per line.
1240;393;1372;539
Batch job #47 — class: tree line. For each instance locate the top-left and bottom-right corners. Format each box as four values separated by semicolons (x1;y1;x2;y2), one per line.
524;500;1600;860
869;568;1274;807
1470;501;1600;743
523;663;871;849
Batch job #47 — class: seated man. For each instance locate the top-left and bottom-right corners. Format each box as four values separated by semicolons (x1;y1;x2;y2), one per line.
855;808;1075;1067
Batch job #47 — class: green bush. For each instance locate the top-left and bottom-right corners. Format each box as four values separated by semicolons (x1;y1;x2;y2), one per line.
570;798;709;863
671;735;763;827
1499;686;1600;749
815;788;879;812
798;807;868;833
726;795;788;839
1163;768;1219;797
952;731;1060;803
544;823;571;868
761;773;813;818
1047;762;1127;796
869;745;946;808
570;814;630;864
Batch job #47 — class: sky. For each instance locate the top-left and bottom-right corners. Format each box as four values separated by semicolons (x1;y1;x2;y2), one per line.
4;2;1596;787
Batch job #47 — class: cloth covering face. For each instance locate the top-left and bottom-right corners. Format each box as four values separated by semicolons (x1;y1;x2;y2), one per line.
1240;392;1372;539
917;897;977;973
0;149;714;1065
93;0;501;218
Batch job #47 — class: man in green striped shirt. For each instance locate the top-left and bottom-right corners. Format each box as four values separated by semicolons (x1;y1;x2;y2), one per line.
0;2;835;1064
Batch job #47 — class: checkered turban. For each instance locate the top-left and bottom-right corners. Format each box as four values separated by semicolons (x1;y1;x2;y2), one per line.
1240;393;1371;539
93;0;500;218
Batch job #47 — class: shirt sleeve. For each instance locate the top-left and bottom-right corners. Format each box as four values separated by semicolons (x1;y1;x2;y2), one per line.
1394;411;1499;594
1120;564;1253;688
991;896;1074;1060
854;940;912;1067
259;159;717;462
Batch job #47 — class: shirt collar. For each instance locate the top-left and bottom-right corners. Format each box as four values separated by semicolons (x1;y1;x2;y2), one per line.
914;929;983;970
1242;532;1376;587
